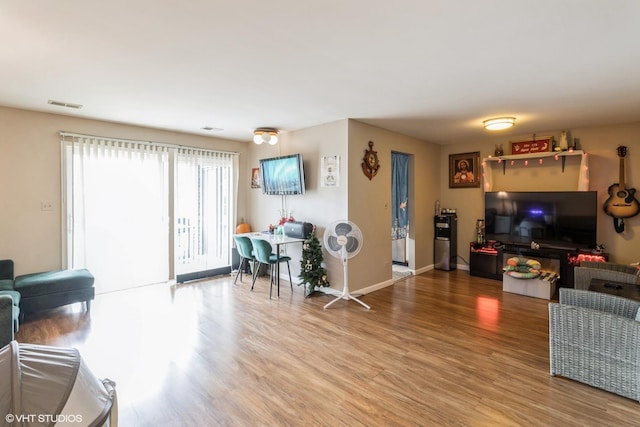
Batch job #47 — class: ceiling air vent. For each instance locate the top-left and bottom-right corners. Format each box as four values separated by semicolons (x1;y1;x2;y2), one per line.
48;100;83;109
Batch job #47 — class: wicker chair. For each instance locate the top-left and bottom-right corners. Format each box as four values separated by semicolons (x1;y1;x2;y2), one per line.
573;261;640;290
549;288;640;401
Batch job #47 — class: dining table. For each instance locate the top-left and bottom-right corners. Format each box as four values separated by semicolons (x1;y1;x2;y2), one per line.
236;231;305;296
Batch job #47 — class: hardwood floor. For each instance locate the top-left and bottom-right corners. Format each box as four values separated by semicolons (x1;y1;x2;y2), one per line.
15;269;640;426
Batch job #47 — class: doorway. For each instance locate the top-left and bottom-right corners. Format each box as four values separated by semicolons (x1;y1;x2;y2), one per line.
391;151;413;281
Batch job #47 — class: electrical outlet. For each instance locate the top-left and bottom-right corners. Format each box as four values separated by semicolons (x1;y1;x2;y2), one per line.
41;202;53;211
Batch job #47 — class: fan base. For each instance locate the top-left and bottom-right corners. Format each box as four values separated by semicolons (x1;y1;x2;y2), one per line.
324;293;370;310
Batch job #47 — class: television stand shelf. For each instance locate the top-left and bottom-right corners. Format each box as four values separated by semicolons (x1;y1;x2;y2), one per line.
469;241;607;287
469;243;503;280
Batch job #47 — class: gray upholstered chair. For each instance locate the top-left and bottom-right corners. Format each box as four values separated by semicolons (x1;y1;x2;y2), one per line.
573;261;640;290
249;238;292;298
549;288;640;401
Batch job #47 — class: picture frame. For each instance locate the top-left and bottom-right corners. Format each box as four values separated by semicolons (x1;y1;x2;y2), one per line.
321;155;340;187
449;152;480;188
251;167;261;189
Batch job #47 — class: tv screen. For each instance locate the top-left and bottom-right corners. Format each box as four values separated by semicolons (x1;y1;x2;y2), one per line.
259;154;306;195
484;191;597;249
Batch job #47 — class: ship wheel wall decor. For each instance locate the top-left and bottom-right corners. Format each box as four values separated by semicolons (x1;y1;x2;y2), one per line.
362;141;380;180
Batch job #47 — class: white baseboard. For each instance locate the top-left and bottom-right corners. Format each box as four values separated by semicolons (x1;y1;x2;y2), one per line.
296;262;469;298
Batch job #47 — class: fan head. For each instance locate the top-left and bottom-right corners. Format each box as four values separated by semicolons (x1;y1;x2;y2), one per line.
323;221;363;259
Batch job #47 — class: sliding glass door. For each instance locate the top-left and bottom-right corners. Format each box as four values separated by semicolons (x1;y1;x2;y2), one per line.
175;148;234;282
63;136;169;293
62;134;236;293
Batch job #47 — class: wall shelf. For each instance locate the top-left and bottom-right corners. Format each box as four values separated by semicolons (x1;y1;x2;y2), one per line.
481;150;589;191
483;150;584;174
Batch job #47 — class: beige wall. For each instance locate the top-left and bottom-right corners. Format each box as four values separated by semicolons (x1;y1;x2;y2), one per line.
347;120;440;291
0;106;248;275
245;119;350;284
440;122;640;266
3;103;638;288
246;119;441;293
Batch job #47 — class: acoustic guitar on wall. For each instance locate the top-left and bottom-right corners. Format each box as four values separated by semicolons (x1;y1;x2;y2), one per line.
603;145;640;232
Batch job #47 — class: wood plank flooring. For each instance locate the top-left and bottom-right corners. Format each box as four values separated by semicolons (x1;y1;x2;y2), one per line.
15;269;640;426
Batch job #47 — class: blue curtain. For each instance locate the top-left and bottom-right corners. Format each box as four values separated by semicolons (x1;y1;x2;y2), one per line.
392;152;409;239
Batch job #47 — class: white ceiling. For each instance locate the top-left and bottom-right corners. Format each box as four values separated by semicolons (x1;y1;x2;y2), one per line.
2;1;640;145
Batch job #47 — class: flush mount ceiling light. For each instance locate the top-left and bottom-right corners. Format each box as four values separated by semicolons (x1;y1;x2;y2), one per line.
483;117;516;131
253;128;279;145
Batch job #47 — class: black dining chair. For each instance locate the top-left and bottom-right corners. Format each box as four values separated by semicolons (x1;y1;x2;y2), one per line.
249;238;292;298
233;235;256;285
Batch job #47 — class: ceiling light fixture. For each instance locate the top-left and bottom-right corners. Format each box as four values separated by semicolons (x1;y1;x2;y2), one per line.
483;117;516;131
253;128;279;145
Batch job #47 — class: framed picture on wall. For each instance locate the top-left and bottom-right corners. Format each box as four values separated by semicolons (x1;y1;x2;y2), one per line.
449;152;480;188
321;155;340;187
251;167;261;189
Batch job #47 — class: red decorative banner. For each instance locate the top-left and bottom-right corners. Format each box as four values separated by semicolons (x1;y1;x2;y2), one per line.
510;138;553;155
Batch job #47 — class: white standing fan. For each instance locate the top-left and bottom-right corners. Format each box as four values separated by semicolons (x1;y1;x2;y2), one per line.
323;221;370;310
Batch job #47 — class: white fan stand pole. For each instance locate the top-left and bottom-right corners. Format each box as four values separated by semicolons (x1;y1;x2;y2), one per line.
324;247;370;310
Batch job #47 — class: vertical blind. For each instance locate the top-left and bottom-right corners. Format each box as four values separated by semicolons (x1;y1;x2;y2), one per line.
62;132;238;293
63;134;169;293
175;147;234;279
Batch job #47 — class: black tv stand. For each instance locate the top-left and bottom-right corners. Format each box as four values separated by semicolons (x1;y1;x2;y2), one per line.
469;241;606;287
469;243;503;280
504;242;575;254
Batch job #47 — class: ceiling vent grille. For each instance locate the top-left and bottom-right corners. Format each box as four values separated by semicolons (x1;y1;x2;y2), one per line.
48;100;83;109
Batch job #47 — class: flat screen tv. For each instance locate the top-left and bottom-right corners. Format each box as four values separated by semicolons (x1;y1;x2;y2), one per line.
259;153;306;195
484;191;598;249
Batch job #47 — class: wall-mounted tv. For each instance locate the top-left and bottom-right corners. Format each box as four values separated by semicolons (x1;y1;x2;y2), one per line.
259;153;306;195
484;191;598;250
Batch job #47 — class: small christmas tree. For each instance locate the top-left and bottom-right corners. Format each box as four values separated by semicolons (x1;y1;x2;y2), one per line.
299;230;330;296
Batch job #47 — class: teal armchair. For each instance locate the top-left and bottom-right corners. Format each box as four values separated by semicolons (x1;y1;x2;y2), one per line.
0;295;14;348
0;260;20;334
